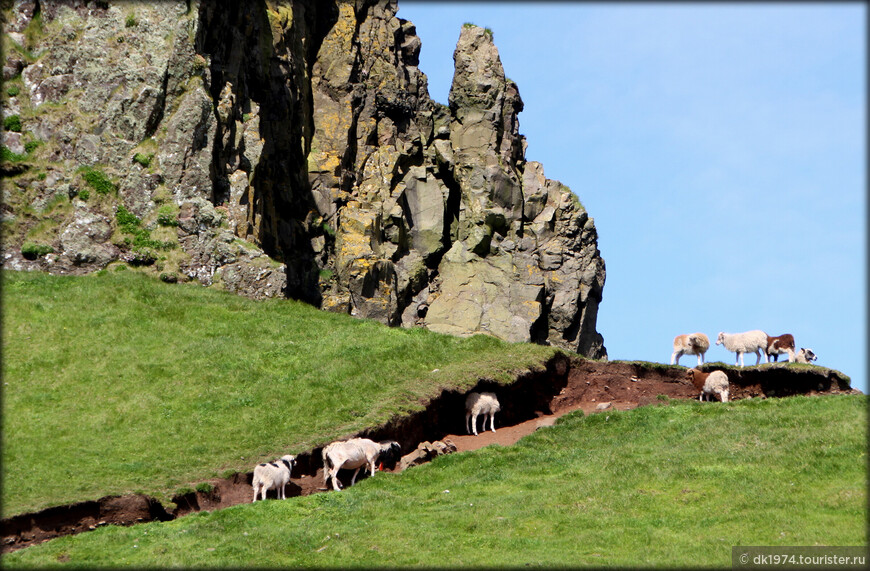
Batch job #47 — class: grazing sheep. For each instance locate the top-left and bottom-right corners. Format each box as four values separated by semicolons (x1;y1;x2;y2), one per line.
796;347;817;364
766;333;796;362
716;330;768;366
322;438;401;492
671;333;711;366
686;368;730;402
252;454;296;502
465;392;501;435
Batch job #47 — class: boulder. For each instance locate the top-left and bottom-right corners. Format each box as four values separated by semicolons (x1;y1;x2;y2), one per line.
59;205;118;268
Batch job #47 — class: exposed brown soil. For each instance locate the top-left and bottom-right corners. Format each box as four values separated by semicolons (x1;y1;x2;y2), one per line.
1;357;857;553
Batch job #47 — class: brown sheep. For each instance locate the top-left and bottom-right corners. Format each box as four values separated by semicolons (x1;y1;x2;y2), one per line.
766;333;796;362
686;368;730;402
671;333;710;366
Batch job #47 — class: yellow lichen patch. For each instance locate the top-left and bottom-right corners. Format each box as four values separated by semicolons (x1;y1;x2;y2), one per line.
311;98;355;162
265;2;294;44
307;150;341;175
316;3;357;88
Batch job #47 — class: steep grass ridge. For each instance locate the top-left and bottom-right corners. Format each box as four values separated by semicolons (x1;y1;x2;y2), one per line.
1;270;556;516
2;395;865;567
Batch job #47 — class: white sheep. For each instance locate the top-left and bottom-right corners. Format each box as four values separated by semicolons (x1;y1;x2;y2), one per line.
671;333;710;366
686;368;730;402
796;347;817;364
766;333;796;363
465;392;501;435
716;330;768;366
251;454;296;502
322;438;401;492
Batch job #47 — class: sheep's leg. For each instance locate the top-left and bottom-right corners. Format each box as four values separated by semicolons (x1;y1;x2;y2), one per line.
489;412;496;433
787;348;795;363
736;352;743;367
278;483;285;500
252;485;259;503
471;412;479;435
330;463;343;491
754;350;762;365
697;353;704;366
671;351;679;366
465;412;472;434
350;467;361;487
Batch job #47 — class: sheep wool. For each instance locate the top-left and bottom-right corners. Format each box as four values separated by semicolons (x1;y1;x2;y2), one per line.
796;348;817;364
465;392;501;435
716;330;768;367
766;333;796;363
671;333;710;366
322;438;401;491
686;368;730;403
252;454;295;502
702;370;730;402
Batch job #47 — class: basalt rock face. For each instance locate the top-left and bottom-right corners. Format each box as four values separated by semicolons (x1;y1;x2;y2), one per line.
1;0;606;357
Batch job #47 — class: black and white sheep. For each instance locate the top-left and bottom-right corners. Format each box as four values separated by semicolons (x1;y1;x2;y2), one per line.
671;333;711;366
321;438;401;492
766;333;796;363
465;392;501;435
252;454;296;502
796;348;817;364
716;330;768;366
686;368;730;402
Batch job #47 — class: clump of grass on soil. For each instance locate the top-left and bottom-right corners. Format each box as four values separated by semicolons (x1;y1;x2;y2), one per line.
77;165;116;196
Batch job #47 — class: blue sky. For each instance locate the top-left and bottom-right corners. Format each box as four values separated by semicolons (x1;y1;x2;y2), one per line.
398;2;867;393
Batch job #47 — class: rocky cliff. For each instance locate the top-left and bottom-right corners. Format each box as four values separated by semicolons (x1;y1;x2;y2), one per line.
1;0;606;357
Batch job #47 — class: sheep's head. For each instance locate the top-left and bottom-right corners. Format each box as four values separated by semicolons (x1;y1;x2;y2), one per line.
378;441;402;470
716;332;725;345
717;388;730;402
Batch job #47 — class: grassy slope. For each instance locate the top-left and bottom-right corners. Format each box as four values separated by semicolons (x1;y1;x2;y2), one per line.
3;395;865;568
1;270;556;514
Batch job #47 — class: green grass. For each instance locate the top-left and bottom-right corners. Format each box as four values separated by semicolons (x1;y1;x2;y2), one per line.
114;205;176;259
76;166;116;196
132;152;152;167
1;145;28;163
3;395;865;567
19;242;54;259
4;114;22;132
0;270;557;515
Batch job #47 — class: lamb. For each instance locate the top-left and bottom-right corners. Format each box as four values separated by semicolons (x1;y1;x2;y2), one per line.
796;348;817;364
766;333;796;362
671;333;710;366
465;391;501;435
322;438;401;492
716;330;768;366
686;368;730;402
251;454;296;502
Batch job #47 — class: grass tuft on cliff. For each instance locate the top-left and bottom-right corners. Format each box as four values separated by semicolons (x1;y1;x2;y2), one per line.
1;270;557;515
3;394;865;567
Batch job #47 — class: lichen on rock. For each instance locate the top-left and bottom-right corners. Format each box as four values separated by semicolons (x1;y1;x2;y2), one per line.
1;0;606;357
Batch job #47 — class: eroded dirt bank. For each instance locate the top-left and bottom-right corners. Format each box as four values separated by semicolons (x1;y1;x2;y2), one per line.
1;357;857;552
